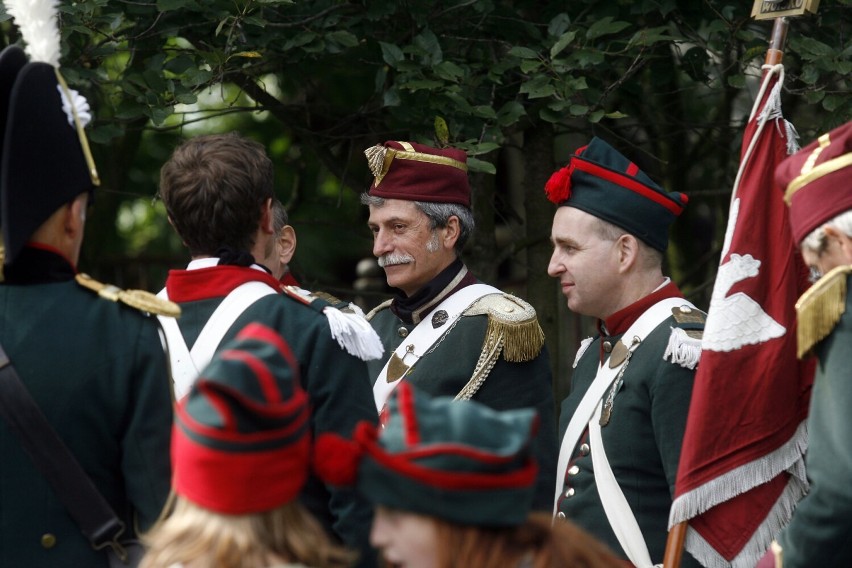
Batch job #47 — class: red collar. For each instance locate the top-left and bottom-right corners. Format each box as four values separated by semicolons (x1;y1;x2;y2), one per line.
165;265;282;302
599;280;683;337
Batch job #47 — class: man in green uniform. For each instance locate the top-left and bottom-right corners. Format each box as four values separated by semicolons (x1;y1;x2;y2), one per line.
0;46;175;566
546;137;703;567
360;140;557;511
156;132;379;566
759;120;852;568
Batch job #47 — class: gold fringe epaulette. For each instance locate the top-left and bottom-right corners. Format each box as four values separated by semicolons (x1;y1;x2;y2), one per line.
795;264;852;358
465;293;545;362
76;273;181;318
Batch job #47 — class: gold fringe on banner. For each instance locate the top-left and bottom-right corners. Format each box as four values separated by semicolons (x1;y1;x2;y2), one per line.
795;264;852;358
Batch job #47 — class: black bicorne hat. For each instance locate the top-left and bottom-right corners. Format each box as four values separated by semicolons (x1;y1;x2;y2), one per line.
1;60;99;265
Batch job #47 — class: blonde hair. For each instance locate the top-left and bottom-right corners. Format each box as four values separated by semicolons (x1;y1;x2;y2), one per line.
432;512;623;568
140;496;355;568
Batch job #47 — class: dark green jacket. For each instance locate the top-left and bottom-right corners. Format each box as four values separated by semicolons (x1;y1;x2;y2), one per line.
0;252;173;568
778;270;852;567
556;296;702;567
165;266;379;566
367;297;558;512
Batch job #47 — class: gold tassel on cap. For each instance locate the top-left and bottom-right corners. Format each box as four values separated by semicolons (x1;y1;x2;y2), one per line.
795;264;852;358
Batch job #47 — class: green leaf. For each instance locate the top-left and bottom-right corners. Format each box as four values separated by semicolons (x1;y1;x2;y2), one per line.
472;105;497;119
520;59;542;73
444;92;473;113
795;37;834;60
156;0;189;11
550;31;576;59
539;107;564;123
822;94;844;111
383;88;401;107
434;116;450;145
627;27;672;48
605;110;629;119
508;46;540;59
284;32;316;50
467;157;496;174
727;74;746;89
519;76;555;99
165;55;196;75
804;90;825;104
589;110;605;123
569;104;589;116
497;101;526;126
328;30;359;48
548;13;571;37
587;17;631;40
379;41;405;67
800;66;820;85
182;67;213;88
148;105;174;126
468;142;501;155
89;123;124;144
433;61;464;81
413;29;443;65
400;79;443;91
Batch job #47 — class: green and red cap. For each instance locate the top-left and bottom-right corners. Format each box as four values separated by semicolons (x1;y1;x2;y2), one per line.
776;120;852;244
172;322;311;515
364;140;470;207
314;382;539;527
545;137;688;252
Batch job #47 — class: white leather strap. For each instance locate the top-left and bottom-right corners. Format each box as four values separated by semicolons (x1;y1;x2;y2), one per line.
373;283;500;411
590;391;657;568
157;281;277;399
553;297;694;511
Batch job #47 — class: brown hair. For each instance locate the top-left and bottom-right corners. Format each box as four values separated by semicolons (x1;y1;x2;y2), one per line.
432;512;624;568
140;497;355;568
158;132;274;256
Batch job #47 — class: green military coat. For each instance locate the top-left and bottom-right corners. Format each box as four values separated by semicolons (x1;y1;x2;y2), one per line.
0;249;173;568
556;287;703;567
366;292;558;512
164;265;379;567
778;268;852;567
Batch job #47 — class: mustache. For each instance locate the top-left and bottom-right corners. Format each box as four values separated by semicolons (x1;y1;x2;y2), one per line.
378;253;415;267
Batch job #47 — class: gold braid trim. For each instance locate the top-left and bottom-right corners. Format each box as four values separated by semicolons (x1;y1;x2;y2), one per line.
795;264;851;358
76;273;181;318
465;293;545;362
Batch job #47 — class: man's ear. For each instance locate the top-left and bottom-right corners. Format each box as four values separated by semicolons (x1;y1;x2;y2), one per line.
825;225;852;264
443;215;461;249
615;234;639;273
65;193;88;236
278;225;297;265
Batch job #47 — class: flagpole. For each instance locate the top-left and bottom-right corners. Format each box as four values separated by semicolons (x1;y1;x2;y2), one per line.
765;17;789;66
662;7;798;567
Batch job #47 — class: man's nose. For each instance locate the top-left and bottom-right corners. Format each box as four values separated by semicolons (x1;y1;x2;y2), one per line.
373;229;393;258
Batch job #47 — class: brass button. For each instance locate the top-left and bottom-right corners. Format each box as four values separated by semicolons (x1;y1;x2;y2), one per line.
602;340;613;352
564;487;575;498
556;511;566;519
41;534;56;549
579;443;590;456
568;465;580;476
397;327;409;338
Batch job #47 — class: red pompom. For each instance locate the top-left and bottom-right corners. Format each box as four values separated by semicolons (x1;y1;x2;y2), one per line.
544;162;574;204
313;432;363;486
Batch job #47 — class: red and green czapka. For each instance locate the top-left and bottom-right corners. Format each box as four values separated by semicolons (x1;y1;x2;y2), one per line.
172;322;311;515
315;382;539;527
545;137;688;252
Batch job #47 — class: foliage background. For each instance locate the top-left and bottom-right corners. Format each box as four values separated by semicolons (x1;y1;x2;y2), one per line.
2;0;849;393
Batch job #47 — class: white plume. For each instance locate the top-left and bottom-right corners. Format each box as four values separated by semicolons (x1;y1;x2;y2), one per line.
4;0;62;67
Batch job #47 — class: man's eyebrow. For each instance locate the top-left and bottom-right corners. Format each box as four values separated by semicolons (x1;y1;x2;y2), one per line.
550;235;578;247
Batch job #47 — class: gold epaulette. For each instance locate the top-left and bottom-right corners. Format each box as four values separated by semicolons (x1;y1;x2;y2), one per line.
465;293;545;362
796;264;852;358
671;305;706;339
76;273;181;318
